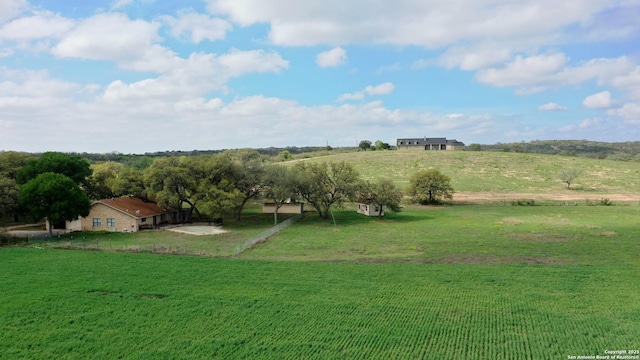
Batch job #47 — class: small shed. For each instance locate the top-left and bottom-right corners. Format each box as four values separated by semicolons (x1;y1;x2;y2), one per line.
357;202;384;217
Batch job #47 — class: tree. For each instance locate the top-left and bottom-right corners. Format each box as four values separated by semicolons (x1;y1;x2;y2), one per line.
111;166;147;199
467;143;482;151
0;151;34;180
294;161;361;219
359;140;372;151
0;177;19;220
19;172;91;236
86;161;125;199
223;149;267;220
145;157;199;223
406;169;454;204
277;150;293;162
373;140;390;151
263;165;297;225
359;178;403;218
17;152;92;186
558;168;581;189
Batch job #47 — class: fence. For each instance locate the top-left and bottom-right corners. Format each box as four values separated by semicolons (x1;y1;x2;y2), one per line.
233;214;302;256
22;215;302;257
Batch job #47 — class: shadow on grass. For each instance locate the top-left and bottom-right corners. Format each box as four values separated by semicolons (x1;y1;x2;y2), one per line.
296;208;435;227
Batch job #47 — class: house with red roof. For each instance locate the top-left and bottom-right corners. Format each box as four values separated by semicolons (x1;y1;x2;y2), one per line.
67;197;177;232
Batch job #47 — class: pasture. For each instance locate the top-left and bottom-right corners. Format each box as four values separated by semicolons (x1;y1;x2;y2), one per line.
242;204;640;265
306;150;640;196
2;150;640;358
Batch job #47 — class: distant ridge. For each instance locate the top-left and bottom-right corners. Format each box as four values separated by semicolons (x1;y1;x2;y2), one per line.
476;140;640;161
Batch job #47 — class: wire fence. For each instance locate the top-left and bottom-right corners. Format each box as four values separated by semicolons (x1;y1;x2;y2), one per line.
233;214;302;256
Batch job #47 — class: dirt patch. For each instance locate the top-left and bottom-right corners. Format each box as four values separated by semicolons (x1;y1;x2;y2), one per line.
453;191;640;204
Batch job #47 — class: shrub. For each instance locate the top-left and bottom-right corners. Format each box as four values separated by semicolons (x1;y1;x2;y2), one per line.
511;199;535;206
586;198;613;206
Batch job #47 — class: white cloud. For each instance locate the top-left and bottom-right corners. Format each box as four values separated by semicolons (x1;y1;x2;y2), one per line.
0;0;27;24
610;67;640;100
0;68;80;97
99;49;288;103
476;54;636;94
336;91;364;102
0;11;74;41
205;0;622;49
582;91;612;109
559;118;604;132
337;82;394;102
608;103;640;124
52;13;162;62
217;48;289;77
112;0;133;9
438;43;514;70
112;0;155;10
538;102;568;111
161;10;231;43
316;47;347;68
446;113;464;118
364;82;394;95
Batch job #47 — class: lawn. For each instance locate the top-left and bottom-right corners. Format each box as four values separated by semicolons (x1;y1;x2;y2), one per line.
1;249;639;359
242;204;640;265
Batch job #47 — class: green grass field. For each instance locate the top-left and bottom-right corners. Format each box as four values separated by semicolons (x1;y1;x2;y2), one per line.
2;249;639;359
2;151;640;358
242;205;640;265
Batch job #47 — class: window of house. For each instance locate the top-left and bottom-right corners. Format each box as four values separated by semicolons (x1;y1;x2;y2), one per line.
107;218;115;227
92;218;101;227
141;218;146;223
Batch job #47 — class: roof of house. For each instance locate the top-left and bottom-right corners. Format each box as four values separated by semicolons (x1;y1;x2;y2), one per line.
95;197;170;218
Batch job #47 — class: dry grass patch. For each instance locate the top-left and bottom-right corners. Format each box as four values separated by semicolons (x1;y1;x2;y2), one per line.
598;231;617;237
510;232;579;243
497;217;524;225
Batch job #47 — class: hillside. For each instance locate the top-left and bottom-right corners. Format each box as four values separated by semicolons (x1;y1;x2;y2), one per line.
477;139;640;161
293;150;640;202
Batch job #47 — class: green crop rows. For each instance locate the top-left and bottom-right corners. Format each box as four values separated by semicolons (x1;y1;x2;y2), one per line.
2;248;639;359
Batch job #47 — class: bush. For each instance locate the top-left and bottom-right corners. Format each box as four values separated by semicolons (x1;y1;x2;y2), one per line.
511;199;535;206
585;198;613;206
0;231;24;246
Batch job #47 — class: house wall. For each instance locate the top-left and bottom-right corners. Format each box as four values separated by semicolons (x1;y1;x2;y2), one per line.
262;203;304;214
80;203;138;232
447;144;465;151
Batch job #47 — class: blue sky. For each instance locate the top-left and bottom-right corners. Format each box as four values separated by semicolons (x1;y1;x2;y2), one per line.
1;0;639;153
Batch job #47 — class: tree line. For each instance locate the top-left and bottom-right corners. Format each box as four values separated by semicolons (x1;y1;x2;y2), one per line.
0;150;454;232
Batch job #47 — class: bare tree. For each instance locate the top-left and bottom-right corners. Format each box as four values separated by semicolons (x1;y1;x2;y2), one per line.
558;168;581;189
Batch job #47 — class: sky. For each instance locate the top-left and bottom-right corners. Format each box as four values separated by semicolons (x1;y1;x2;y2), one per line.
0;0;639;153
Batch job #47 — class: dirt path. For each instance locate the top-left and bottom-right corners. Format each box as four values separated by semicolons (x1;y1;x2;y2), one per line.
453;191;640;204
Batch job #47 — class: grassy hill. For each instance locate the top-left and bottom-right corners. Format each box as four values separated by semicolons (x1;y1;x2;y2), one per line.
292;150;640;197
